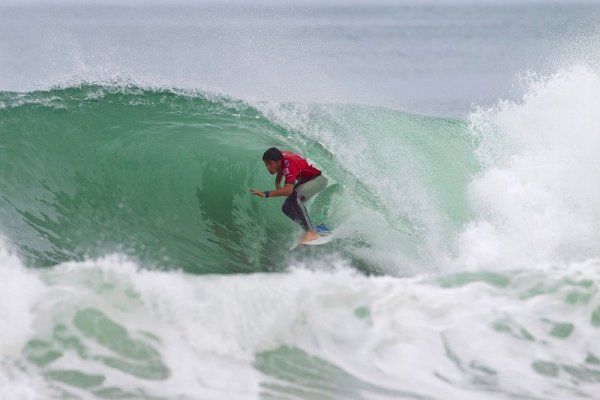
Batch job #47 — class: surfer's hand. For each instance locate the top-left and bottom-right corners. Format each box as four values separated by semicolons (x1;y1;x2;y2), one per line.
249;189;266;197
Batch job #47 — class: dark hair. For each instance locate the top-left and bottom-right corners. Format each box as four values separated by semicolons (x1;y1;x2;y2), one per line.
262;147;283;162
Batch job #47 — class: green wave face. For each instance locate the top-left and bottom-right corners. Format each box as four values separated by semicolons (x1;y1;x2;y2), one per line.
0;85;478;273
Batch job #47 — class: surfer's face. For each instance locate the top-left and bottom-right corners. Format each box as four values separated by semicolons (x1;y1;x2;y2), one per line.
264;160;279;175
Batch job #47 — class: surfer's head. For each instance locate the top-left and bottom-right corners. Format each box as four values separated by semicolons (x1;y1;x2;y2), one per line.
262;147;283;175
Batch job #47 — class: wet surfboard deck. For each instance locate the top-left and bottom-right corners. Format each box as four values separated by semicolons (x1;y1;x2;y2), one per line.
290;224;332;250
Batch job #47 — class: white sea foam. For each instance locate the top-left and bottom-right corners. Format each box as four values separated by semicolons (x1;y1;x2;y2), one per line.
0;242;45;357
2;235;600;399
458;66;600;270
0;242;52;400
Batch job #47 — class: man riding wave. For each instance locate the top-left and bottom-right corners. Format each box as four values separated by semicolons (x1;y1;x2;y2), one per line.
250;147;328;244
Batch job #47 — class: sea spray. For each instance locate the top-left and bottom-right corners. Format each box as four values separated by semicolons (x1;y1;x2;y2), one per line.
458;66;600;270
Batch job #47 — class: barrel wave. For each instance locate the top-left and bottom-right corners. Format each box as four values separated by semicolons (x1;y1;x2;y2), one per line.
0;84;477;274
3;67;600;399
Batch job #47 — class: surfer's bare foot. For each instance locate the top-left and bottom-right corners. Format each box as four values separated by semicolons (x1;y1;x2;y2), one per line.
300;230;319;244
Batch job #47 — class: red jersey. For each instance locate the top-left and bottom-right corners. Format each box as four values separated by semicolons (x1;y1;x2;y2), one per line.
280;151;321;184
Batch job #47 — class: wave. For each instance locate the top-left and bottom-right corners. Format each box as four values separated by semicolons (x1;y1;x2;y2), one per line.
0;84;477;274
2;66;599;275
3;66;600;399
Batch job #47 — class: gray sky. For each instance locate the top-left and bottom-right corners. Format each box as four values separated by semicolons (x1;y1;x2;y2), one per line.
1;0;596;5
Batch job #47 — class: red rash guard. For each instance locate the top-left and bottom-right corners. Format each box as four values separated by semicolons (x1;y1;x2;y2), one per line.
280;151;321;184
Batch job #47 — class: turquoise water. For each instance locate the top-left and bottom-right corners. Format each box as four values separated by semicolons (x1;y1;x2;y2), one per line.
0;86;477;274
2;2;600;399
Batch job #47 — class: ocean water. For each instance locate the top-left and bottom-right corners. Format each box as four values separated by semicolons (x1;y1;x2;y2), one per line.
2;1;600;399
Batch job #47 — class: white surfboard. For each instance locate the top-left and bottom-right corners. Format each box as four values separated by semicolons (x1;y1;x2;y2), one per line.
302;234;333;246
290;233;333;250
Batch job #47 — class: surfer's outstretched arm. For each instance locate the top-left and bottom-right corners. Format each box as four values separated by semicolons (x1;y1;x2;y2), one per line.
249;183;293;198
275;171;283;189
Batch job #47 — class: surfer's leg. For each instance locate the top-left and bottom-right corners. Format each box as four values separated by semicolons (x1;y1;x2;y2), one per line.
295;175;328;202
284;175;327;243
282;191;313;231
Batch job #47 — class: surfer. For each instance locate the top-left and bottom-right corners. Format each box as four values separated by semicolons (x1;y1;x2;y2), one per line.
250;147;328;244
